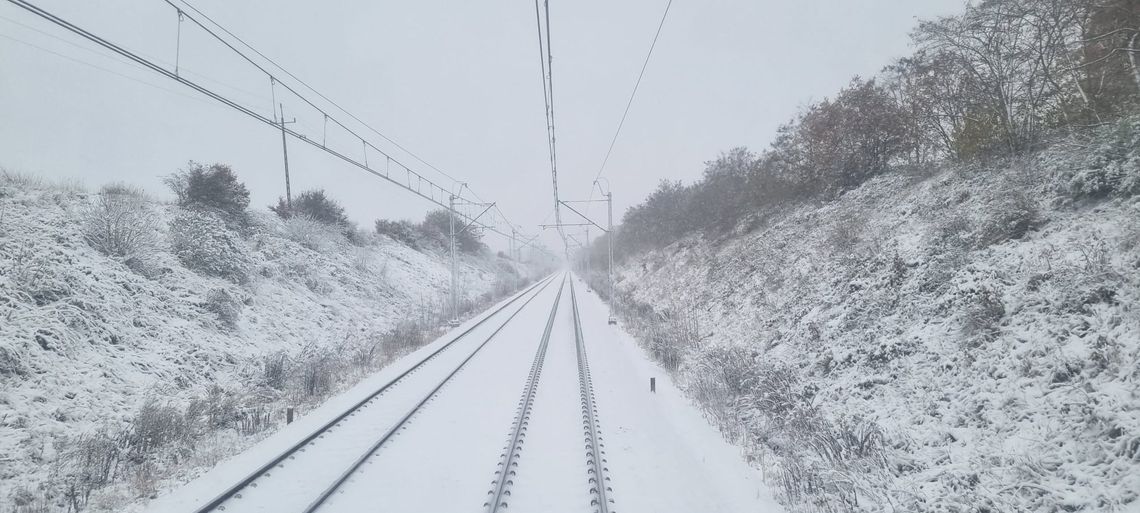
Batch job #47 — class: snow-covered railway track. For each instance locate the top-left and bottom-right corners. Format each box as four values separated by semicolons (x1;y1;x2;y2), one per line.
482;277;617;513
569;278;616;513
482;274;567;512
191;275;557;513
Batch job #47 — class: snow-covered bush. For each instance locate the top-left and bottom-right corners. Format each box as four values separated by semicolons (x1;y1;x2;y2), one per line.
126;400;192;458
5;243;72;306
825;215;864;257
351;246;373;273
82;185;161;274
0;346;25;377
1057;119;1140;200
686;344;757;432
269;189;348;226
62;430;121;508
347;336;383;369
282;215;340;252
374;219;420;248
164;162;250;226
203;288;242;330
959;286;1005;345
189;385;241;430
295;349;339;398
169;209;251;284
262;351;289;390
384;319;429;355
341;222;371;247
975;193;1041;248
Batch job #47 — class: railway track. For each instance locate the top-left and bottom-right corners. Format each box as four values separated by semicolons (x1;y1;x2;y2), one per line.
482;275;566;511
482;276;616;513
192;274;556;513
570;278;616;513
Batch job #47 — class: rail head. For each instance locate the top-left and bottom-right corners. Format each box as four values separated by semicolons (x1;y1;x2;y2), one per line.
484;274;568;512
569;278;616;513
190;274;556;513
299;274;563;513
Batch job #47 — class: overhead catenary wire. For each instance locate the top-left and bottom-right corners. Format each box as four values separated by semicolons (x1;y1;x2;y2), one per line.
592;0;674;187
3;0;522;240
0;31;251;112
166;0;534;242
583;0;675;228
173;0;469;190
0;12;271;109
533;0;568;255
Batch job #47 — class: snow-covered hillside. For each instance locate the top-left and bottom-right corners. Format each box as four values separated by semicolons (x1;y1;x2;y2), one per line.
604;129;1140;512
0;173;538;512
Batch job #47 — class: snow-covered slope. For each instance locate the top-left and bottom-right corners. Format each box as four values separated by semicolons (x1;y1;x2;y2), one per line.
607;137;1140;512
0;175;535;512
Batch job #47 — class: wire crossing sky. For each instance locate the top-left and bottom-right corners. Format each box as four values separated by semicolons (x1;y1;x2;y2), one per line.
0;0;967;251
4;0;533;245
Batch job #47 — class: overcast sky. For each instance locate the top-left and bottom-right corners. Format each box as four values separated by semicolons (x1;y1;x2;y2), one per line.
0;0;966;251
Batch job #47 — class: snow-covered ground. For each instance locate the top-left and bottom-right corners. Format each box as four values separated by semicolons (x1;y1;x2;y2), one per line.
605;138;1140;511
575;276;782;513
0;174;540;512
148;272;783;512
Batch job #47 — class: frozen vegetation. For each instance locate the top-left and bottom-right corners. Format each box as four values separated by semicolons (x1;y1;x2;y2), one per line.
592;121;1140;512
576;0;1140;508
0;169;541;512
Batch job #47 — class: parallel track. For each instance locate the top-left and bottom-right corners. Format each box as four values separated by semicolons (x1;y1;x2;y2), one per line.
193;274;555;513
482;274;567;511
299;274;565;513
482;275;617;513
570;278;616;513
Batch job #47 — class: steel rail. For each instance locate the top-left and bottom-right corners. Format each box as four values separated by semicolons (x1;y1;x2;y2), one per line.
483;274;567;512
300;274;566;513
192;274;555;513
570;277;615;513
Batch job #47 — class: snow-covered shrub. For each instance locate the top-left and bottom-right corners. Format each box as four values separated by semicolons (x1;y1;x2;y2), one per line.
374;219;420;248
126;400;191;458
383;319;429;355
164;162;250;226
262;351;289;390
203;288;242;330
278;256;332;294
351;246;373;273
82;185;162;274
0;346;25;377
975;193;1041;248
649;306;702;372
1058;119;1140;200
348;337;383;369
8;487;41;510
825;215;864;257
295;349;339;398
5;243;72;306
342;222;371;247
269;189;348;226
0;168;46;189
687;344;757;433
189;385;241;430
61;429;121;508
282;215;339;252
959;287;1005;345
169;209;251;284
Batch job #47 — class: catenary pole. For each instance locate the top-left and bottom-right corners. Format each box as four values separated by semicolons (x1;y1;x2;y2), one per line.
278;103;295;210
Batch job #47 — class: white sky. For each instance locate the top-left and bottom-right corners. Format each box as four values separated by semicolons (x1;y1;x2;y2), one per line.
0;0;966;251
